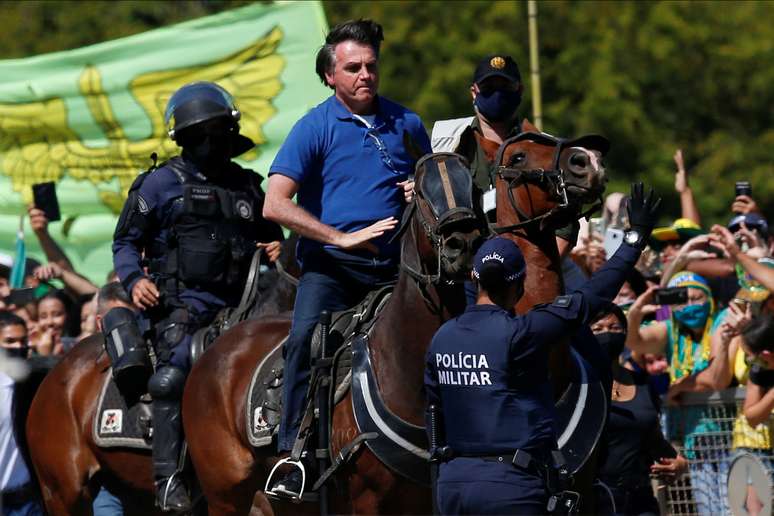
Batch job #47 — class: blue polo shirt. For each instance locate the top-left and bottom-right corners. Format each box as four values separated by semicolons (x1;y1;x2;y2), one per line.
270;95;431;262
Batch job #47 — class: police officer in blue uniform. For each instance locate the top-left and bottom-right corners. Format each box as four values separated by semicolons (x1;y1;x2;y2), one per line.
424;183;661;514
112;81;283;512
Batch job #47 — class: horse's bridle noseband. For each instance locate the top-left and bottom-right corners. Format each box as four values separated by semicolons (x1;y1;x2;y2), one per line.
492;131;608;234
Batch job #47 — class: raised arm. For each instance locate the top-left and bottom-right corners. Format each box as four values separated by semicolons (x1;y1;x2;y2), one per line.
673;149;701;226
711;224;774;292
624;285;668;355
27;205;75;271
744;382;774;427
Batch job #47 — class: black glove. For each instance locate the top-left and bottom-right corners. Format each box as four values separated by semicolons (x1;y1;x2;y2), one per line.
626;182;662;237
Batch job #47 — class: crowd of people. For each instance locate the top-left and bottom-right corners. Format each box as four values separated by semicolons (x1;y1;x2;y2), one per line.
564;148;774;515
1;16;773;516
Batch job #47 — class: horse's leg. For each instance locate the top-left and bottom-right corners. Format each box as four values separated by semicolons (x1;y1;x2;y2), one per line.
184;318;291;516
184;365;257;516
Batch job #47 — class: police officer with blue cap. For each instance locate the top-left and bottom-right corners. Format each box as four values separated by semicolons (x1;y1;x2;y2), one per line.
425;182;662;514
112;81;284;512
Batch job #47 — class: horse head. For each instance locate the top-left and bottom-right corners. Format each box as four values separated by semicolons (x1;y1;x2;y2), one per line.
494;120;609;233
397;152;484;285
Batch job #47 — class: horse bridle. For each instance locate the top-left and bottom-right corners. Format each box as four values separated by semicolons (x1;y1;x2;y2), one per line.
392;153;480;286
492;131;606;234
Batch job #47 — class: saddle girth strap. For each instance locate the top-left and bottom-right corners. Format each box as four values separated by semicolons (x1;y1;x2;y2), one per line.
312;432;379;491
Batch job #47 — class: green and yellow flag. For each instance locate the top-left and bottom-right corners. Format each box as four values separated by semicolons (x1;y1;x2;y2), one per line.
0;2;330;284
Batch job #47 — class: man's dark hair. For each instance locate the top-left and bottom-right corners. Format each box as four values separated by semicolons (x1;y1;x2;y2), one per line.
742;313;774;355
0;311;27;332
315;19;384;87
97;282;132;316
0;264;10;281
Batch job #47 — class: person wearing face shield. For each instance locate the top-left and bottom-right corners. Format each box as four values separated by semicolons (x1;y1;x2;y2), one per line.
112;81;284;512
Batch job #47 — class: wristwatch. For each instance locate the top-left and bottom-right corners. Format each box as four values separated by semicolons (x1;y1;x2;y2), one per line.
624;229;645;248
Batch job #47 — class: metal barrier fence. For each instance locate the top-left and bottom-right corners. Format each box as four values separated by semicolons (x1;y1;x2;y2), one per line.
659;388;773;516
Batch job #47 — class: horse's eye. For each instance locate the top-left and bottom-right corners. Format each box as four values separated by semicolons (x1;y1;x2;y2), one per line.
569;152;589;168
508;152;526;167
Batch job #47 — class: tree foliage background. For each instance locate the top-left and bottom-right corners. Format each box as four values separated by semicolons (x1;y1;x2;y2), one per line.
1;0;772;227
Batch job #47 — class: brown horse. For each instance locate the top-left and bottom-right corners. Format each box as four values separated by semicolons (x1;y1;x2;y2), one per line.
24;242;299;515
487;120;610;509
182;153;484;515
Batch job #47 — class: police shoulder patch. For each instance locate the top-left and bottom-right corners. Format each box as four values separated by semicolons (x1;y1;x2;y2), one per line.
137;195;149;214
552;295;572;308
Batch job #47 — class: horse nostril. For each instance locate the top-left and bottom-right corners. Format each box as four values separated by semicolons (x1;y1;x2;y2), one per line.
443;235;467;260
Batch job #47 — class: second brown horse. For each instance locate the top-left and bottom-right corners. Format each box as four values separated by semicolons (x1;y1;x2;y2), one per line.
183;152;483;515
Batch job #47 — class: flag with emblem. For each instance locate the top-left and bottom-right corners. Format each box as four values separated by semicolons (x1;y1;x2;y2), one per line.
0;2;330;282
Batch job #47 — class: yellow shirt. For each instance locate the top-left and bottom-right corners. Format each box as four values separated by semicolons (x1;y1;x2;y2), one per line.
732;347;773;449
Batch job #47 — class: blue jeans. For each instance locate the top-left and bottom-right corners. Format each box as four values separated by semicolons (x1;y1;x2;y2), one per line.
92;486;124;516
278;251;395;452
689;451;729;516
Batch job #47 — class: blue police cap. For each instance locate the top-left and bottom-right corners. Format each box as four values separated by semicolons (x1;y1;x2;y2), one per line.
472;237;526;283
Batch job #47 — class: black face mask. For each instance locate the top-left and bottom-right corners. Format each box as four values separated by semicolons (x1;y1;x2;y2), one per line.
4;346;29;359
186;133;233;173
474;89;522;123
595;332;626;364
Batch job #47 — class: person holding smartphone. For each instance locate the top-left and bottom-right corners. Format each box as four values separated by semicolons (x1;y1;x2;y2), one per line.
625;272;733;515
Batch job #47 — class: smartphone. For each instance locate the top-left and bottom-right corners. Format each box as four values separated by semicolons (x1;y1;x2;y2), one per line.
4;288;37;307
735;181;752;198
32;182;61;222
588;217;605;238
654;287;688;305
603;227;624;258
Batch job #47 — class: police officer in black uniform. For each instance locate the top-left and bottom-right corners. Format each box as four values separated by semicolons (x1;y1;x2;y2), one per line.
112;81;283;512
424;183;661;514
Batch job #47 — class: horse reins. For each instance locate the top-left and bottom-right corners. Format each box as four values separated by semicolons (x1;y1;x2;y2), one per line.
491;132;603;234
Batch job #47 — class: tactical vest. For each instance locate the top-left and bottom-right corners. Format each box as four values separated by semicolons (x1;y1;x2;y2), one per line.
152;159;259;291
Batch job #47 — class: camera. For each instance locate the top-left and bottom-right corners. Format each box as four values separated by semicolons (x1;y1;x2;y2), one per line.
654;287;688;306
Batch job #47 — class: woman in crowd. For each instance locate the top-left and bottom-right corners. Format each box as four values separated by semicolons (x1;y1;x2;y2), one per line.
625;271;731;516
592;305;688;515
733;313;774;516
30;291;77;356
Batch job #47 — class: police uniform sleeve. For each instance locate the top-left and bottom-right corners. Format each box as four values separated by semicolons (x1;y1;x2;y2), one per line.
523;242;643;345
112;173;159;295
246;172;285;243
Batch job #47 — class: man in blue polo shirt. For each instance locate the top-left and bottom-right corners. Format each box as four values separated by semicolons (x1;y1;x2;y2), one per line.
263;19;431;498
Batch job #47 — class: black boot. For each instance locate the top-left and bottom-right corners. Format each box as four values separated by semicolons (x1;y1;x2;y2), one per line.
269;467;305;499
151;398;191;512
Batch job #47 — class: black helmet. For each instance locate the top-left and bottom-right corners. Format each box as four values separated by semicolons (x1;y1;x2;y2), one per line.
164;82;241;141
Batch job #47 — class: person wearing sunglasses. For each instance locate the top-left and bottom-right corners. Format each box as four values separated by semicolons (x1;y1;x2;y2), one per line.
263;19;432;498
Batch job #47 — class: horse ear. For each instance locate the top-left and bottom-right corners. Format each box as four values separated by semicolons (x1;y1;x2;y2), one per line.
521;119;540;133
403;130;426;162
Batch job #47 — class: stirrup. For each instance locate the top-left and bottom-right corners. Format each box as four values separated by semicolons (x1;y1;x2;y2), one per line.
156;472;189;512
265;457;306;502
